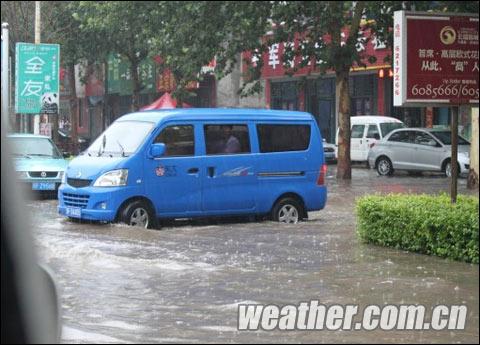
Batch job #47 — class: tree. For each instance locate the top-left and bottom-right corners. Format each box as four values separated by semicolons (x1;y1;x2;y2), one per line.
157;1;478;180
73;1;160;112
149;1;273;103
45;1;106;154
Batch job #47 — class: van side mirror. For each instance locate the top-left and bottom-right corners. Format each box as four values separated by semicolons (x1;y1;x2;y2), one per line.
428;140;438;147
150;143;166;158
374;133;381;140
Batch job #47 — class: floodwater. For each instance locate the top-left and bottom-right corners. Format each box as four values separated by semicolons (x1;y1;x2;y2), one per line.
28;167;479;343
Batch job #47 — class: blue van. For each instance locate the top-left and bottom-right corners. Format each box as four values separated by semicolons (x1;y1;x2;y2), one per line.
58;109;327;228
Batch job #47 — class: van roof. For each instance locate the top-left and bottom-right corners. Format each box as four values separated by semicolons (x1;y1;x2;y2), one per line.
116;108;315;124
350;116;403;124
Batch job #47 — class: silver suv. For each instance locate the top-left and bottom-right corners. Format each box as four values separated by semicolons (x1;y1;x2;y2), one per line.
368;128;470;177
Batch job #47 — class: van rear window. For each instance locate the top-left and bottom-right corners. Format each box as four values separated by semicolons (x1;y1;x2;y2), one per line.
257;124;311;153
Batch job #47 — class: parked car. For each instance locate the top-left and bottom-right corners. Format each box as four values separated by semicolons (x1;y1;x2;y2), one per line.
58;108;328;228
368;128;471;177
323;139;337;163
8;134;69;195
336;116;406;162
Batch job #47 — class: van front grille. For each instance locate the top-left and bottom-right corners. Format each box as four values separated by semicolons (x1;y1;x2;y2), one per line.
67;178;92;188
63;193;90;208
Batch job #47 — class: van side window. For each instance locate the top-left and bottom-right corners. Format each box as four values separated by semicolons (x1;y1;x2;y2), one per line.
351;125;365;139
154;125;194;156
257;124;311;153
366;125;380;139
204;125;250;155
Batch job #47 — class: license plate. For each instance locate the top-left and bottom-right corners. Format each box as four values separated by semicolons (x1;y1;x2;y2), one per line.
32;182;56;191
65;207;82;218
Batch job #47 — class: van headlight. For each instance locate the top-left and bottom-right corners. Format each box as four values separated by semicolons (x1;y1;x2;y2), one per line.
93;169;129;187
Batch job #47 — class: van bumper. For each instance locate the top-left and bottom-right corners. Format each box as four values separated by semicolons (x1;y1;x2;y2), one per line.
306;185;327;211
57;183;141;222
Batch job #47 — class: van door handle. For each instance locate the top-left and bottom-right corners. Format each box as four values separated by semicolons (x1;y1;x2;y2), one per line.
208;167;215;178
187;168;199;174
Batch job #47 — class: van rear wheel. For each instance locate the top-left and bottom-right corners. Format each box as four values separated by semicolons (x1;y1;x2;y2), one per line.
119;200;156;229
272;198;304;224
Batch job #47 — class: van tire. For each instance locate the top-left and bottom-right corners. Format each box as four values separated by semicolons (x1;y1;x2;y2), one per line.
376;156;394;176
119;200;157;229
272;197;304;224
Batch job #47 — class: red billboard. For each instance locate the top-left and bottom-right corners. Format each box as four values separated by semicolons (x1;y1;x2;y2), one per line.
394;11;479;106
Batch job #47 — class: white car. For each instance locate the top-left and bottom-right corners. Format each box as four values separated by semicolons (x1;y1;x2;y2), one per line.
368;128;470;177
336;116;406;162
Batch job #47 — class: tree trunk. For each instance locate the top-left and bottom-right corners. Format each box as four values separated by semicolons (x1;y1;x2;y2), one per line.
467;108;479;189
68;63;79;155
336;70;352;180
52;113;59;145
130;60;141;112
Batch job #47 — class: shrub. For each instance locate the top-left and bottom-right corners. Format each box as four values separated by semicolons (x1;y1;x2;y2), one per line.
356;194;479;264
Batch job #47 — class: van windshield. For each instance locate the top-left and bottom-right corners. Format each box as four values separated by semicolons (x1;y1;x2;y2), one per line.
380;122;406;137
86;121;155;156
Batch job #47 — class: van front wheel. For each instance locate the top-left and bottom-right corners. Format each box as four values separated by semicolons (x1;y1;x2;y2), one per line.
119;200;156;229
272;198;304;224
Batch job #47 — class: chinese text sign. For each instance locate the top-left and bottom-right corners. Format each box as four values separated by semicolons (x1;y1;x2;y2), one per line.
394;11;479;107
15;43;60;114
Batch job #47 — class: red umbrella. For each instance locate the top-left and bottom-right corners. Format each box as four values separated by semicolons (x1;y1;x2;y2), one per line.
140;92;177;110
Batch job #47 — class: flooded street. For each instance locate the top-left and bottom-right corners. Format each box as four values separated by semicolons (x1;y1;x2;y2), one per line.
29;167;479;344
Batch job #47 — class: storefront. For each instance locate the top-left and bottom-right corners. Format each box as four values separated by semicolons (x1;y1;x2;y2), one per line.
255;31;429;142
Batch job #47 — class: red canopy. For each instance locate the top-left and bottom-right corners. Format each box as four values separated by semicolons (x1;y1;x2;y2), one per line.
140;92;192;110
141;92;176;110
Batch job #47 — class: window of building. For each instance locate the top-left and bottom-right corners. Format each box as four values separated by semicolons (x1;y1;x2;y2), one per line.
154;125;195;156
271;81;299;110
257;124;311;153
204;124;250;155
350;74;377;115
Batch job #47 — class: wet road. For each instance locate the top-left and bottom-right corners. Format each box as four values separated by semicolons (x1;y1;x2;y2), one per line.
29;167;479;343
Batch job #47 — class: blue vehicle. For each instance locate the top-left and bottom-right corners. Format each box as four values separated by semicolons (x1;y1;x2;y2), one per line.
58;109;328;228
8;134;69;196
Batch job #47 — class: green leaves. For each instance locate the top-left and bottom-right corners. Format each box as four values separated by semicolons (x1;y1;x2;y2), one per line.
356;194;479;264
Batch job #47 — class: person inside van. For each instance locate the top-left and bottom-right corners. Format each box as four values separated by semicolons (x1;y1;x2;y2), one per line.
222;125;241;154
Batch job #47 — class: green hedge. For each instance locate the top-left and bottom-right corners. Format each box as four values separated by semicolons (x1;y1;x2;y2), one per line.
356;194;479;264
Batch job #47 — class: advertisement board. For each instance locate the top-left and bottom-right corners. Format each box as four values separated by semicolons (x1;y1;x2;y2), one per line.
394;11;479;107
15;43;60;114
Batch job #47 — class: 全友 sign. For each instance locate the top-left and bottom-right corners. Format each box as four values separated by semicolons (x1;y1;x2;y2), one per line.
15;43;60;114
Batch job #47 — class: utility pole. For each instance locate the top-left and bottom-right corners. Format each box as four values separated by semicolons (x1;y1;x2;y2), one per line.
450;106;459;204
1;23;9;131
33;1;41;135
